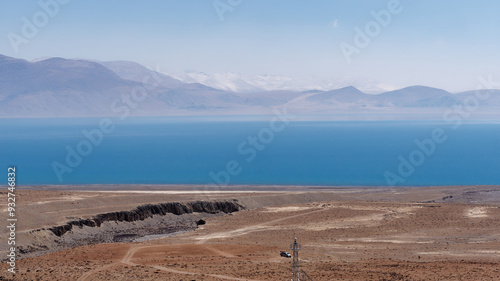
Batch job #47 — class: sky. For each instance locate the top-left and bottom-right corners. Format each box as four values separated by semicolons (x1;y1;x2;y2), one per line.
1;0;499;92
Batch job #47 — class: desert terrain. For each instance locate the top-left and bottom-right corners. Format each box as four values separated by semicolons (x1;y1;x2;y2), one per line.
1;185;500;280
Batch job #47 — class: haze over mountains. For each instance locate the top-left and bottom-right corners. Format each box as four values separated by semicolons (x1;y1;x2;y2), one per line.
166;70;389;94
1;54;499;119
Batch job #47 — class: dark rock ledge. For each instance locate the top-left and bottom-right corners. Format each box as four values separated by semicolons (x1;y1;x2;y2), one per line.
47;200;244;237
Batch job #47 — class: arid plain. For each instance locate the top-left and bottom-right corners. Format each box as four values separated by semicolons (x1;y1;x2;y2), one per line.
1;185;500;280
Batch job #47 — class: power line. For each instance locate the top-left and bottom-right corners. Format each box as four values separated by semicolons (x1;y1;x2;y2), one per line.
290;237;313;281
291;237;301;281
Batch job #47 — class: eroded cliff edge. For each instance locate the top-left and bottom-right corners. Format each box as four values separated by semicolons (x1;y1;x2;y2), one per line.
17;200;244;259
48;200;243;237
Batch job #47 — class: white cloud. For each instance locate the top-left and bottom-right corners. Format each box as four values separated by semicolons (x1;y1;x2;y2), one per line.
329;19;339;29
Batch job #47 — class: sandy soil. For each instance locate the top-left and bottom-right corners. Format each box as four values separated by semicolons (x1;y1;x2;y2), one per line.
1;185;500;280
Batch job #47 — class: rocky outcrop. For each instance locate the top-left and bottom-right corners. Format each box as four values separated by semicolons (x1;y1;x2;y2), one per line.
48;200;243;237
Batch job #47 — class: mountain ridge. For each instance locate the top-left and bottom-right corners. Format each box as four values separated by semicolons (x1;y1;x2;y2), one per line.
1;55;499;118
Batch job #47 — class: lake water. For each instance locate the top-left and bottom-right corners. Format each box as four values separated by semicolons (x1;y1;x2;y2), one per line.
1;117;499;187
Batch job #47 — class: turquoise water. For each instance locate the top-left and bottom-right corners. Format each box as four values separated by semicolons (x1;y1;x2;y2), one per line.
1;117;499;187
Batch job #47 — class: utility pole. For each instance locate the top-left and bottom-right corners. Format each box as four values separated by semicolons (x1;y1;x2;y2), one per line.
291;237;301;281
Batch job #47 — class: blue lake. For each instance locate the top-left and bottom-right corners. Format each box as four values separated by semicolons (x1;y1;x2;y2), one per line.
0;117;499;187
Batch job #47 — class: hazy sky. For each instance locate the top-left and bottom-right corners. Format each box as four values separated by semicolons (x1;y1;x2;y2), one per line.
1;0;499;92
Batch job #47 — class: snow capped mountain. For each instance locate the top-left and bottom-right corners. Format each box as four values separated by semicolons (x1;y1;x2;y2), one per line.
1;55;499;119
167;71;267;93
166;70;391;94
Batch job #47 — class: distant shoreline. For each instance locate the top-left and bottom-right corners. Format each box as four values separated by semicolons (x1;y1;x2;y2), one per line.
2;115;500;122
21;184;499;192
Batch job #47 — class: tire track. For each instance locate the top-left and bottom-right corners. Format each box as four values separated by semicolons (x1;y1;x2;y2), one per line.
78;244;262;281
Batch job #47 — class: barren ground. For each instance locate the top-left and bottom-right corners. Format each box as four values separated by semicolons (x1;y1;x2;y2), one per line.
1;185;499;280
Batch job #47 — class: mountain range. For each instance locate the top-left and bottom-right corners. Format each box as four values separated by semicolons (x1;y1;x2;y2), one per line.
166;70;389;94
1;54;499;119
